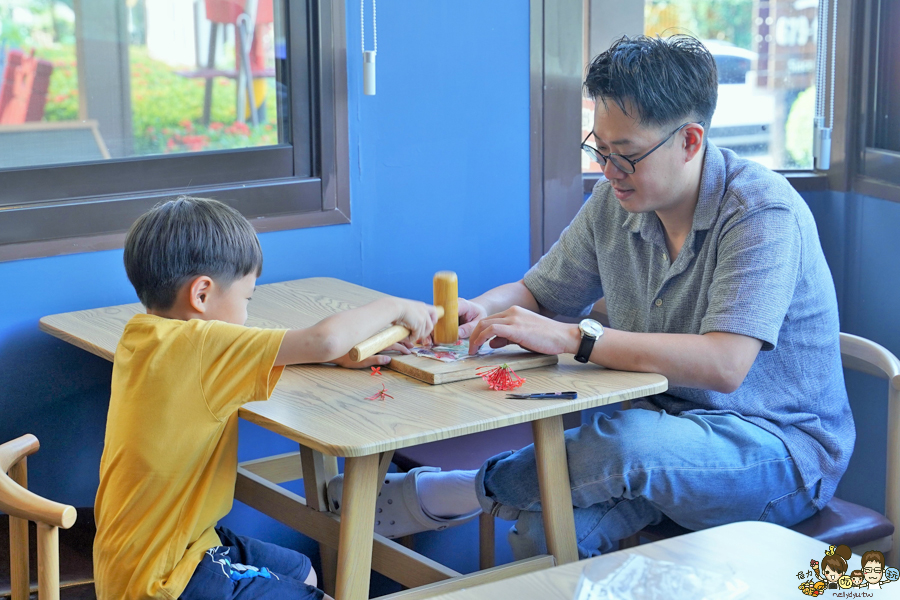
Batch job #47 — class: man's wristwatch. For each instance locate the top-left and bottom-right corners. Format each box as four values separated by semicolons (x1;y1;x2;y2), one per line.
574;318;603;363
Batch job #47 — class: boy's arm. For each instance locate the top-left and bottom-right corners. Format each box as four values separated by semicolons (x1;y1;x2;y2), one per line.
274;297;438;366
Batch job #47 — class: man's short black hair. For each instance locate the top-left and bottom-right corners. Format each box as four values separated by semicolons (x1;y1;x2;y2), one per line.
584;34;718;130
124;196;263;310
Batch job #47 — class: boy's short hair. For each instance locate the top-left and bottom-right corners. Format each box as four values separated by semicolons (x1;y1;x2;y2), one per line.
124;196;263;309
584;34;718;131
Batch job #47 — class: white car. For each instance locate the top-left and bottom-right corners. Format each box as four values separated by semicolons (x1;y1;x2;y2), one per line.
705;40;775;152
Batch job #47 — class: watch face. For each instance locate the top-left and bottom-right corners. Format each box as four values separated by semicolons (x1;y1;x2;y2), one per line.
579;319;602;339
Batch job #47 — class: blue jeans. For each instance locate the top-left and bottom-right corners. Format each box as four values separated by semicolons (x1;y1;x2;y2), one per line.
179;527;324;600
475;408;819;559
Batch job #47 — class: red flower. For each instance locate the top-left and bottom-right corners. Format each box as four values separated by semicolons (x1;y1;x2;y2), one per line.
477;364;526;391
226;121;251;136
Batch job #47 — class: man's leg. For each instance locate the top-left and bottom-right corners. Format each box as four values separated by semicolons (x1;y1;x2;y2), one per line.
476;408;818;559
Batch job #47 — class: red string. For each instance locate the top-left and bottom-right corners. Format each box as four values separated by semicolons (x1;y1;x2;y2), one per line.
370;366;382;376
476;363;526;391
365;383;393;401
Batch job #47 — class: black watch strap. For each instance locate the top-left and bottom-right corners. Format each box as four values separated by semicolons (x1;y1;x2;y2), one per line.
574;334;596;363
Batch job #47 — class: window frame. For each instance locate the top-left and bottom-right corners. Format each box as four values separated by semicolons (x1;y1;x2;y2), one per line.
854;0;900;202
0;0;349;262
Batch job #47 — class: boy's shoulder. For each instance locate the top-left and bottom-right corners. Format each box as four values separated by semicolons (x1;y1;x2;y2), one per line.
120;313;209;347
119;314;281;359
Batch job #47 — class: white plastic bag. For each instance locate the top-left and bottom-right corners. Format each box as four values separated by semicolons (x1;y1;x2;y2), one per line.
573;554;750;600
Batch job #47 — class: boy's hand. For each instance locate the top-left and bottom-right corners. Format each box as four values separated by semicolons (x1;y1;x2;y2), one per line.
458;298;488;339
395;299;439;345
330;343;412;369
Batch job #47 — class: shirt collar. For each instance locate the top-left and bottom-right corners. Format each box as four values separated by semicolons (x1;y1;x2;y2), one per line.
691;142;726;232
620;142;727;235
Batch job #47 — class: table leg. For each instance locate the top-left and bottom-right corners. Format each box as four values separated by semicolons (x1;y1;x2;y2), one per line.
335;454;380;600
320;455;340;596
532;415;578;565
300;445;339;596
478;512;495;570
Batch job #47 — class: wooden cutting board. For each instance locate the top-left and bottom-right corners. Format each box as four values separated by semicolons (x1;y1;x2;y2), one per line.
388;344;558;385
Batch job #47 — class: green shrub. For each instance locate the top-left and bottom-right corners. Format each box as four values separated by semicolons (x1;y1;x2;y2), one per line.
36;45;79;121
36;43;278;156
785;86;815;169
139;119;277;155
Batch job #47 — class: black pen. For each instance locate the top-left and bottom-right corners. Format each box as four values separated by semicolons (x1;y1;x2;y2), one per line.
505;391;578;400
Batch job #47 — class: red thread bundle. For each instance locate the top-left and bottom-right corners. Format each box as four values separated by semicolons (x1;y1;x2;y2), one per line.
365;384;393;401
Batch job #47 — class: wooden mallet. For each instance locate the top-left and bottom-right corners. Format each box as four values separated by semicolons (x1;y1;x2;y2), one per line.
349;271;459;362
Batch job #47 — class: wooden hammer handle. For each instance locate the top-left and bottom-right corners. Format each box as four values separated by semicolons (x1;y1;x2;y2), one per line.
349;306;445;362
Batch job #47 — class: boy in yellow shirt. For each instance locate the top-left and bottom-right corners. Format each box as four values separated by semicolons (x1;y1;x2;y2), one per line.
94;197;437;600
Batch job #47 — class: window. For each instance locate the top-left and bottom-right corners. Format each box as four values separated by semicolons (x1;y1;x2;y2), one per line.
582;0;819;175
0;0;348;261
857;0;900;197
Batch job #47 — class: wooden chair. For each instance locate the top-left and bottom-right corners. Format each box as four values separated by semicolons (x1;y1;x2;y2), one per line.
636;332;900;566
0;434;86;600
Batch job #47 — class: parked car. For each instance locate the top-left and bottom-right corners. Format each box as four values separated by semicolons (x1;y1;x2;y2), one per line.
704;40;775;153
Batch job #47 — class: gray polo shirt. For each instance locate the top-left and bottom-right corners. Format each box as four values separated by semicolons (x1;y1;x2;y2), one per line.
524;144;853;508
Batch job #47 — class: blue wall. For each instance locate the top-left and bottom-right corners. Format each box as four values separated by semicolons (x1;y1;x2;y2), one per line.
0;0;530;582
804;190;900;515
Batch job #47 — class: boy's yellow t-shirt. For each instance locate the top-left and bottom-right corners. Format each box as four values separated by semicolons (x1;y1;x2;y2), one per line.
94;314;286;600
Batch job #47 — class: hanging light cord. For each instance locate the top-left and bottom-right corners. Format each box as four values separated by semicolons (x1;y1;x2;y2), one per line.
815;0;828;122
362;0;377;53
814;0;838;169
828;0;837;129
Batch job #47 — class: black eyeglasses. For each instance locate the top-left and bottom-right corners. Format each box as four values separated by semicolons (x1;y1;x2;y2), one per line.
581;121;704;174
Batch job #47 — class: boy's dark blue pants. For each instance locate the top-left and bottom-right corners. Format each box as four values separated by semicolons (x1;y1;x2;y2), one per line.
179;526;324;600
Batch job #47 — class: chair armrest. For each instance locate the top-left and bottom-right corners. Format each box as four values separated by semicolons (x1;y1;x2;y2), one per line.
840;333;900;389
0;434;77;529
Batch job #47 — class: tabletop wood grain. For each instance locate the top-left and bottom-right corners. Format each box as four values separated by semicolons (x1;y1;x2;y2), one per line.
425;521;845;600
40;277;668;457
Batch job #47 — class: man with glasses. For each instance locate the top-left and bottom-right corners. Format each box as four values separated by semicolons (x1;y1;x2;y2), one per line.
328;34;853;558
860;550;889;589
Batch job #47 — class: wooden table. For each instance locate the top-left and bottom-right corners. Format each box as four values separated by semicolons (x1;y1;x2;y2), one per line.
40;277;668;600
417;522;841;600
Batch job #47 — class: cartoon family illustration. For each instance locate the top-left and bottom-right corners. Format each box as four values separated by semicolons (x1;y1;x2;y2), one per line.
798;545;900;596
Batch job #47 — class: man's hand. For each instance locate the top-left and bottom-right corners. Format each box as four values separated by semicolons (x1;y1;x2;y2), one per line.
467;306;579;356
458;298;489;339
330;343;411;368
